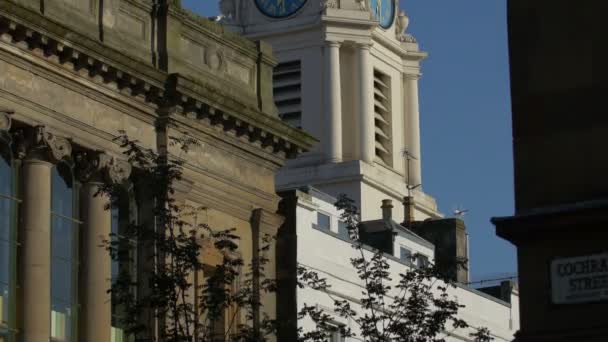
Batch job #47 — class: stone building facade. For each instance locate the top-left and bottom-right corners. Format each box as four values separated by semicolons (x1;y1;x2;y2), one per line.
493;1;608;341
0;1;314;341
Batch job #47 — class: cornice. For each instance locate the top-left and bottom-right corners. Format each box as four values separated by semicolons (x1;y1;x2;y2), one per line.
169;5;258;55
0;5;316;159
0;5;167;101
371;30;428;62
170;75;312;158
0;44;159;122
321;8;376;28
242;20;323;41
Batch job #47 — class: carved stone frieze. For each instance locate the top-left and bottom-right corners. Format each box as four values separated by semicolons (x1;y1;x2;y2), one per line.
12;126;72;163
75;151;132;184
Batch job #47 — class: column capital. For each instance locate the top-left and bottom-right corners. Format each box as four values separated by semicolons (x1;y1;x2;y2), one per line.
0;108;13;132
75;151;132;184
325;40;342;48
0;109;13;143
404;73;421;81
251;207;285;235
356;42;373;50
13;125;71;163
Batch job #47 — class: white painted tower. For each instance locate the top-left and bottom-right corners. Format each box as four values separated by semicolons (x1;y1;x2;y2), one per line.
221;0;440;221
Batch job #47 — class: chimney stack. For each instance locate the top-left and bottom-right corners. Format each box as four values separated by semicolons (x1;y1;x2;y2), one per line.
402;196;416;227
381;199;393;221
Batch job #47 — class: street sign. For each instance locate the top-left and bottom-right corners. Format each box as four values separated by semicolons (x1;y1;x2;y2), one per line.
551;253;608;304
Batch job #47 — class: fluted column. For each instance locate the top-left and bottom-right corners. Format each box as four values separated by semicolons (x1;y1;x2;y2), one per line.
17;126;71;341
405;74;422;187
325;41;343;162
357;43;375;164
77;152;131;342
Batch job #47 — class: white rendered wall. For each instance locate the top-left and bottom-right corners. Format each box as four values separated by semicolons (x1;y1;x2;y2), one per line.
295;192;519;341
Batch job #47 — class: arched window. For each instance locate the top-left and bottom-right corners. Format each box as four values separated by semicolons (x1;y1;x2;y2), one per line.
0;136;16;342
111;188;138;342
51;163;79;342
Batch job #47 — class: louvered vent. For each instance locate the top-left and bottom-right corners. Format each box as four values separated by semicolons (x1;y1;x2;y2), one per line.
373;70;392;166
273;61;302;129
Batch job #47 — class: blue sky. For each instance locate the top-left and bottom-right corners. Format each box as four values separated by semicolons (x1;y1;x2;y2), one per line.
182;0;516;282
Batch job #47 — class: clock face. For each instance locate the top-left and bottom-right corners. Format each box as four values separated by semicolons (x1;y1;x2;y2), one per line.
254;0;308;18
369;0;396;29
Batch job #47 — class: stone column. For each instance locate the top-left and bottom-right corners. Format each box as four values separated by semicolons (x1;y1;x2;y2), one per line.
405;74;422;187
325;41;343;162
17;126;71;341
356;43;375;164
250;208;284;342
77;152;131;342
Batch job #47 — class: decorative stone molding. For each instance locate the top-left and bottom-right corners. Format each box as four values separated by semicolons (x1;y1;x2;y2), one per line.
108;158;132;184
75;151;132;184
0;108;13;132
0;15;165;101
205;46;225;71
13;126;72;163
0;9;312;159
0;108;13;143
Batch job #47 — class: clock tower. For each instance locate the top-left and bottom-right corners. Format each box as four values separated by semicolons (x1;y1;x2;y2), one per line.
220;0;440;221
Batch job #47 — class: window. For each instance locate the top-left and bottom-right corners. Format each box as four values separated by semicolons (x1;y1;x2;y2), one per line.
274;61;302;129
338;221;350;240
317;212;331;231
327;326;346;342
373;69;392;166
51;164;79;342
399;246;412;263
111;189;138;342
0;139;16;342
417;255;430;269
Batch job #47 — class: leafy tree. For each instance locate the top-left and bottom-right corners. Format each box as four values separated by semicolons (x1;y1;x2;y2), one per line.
99;131;277;342
296;195;494;342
